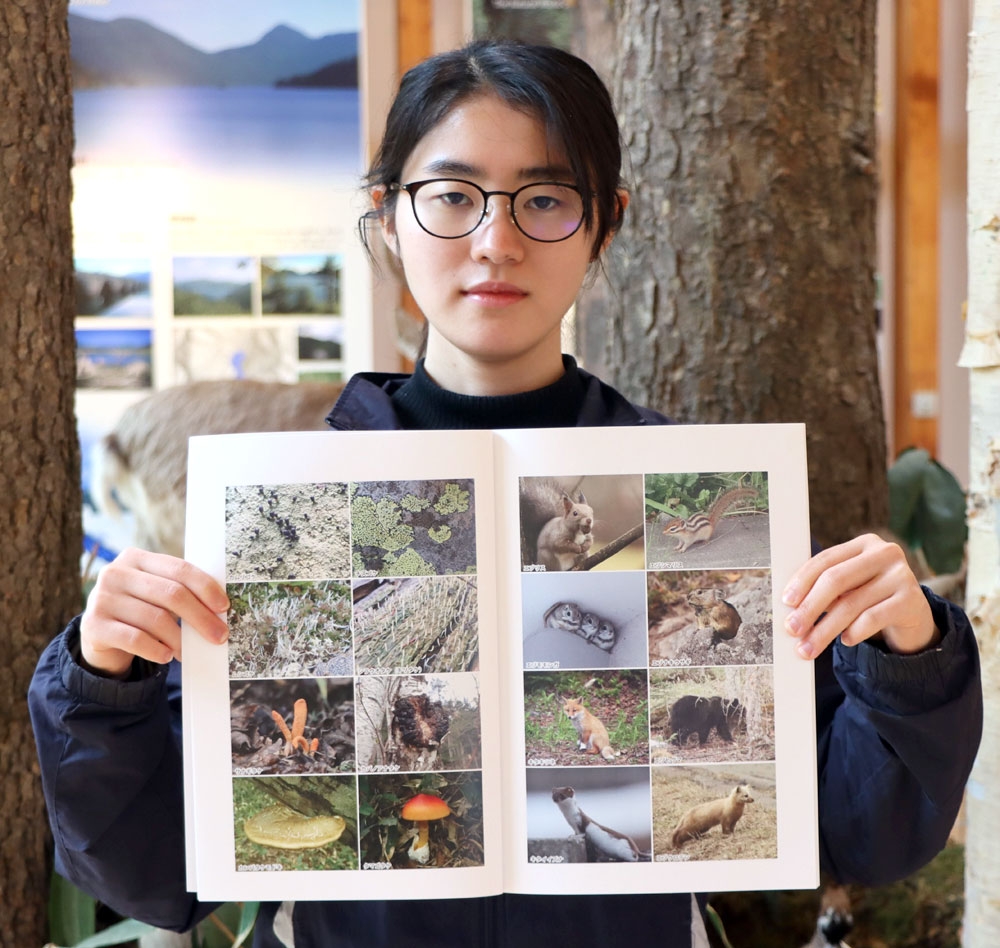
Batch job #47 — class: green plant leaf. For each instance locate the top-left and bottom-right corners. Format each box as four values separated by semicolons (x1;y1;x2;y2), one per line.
52;917;156;948
888;448;967;574
888;447;932;544
233;902;260;948
47;872;96;948
915;459;967;574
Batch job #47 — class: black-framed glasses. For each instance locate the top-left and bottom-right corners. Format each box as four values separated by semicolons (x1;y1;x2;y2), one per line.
389;178;586;242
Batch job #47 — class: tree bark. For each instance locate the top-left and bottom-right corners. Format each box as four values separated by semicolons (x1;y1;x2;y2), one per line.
578;0;885;546
0;3;79;946
960;3;1000;943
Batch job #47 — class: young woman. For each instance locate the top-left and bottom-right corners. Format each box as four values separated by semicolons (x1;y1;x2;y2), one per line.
30;40;981;948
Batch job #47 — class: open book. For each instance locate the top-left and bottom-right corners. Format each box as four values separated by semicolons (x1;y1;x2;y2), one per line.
183;424;817;902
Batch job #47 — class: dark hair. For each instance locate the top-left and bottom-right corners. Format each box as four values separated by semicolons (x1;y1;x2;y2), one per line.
362;39;625;258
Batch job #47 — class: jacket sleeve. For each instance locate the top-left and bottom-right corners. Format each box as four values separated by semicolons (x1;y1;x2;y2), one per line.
814;588;982;884
28;617;215;932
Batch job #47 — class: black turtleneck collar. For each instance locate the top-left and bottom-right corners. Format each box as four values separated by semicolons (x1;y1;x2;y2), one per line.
390;356;587;430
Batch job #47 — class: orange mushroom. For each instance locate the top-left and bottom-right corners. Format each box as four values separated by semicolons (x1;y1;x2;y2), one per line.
270;698;316;757
400;793;451;864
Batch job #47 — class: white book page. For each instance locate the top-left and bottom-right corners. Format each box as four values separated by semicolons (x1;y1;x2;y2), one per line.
184;429;503;902
496;424;818;895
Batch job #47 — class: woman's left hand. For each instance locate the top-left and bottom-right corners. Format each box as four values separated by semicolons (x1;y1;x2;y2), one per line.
782;533;940;659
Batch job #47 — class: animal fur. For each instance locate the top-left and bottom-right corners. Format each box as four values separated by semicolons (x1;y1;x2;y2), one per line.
551;787;648;862
669;695;741;746
671;784;754;848
93;379;343;556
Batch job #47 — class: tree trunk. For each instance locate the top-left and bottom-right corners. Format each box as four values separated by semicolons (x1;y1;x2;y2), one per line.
578;0;885;546
960;3;1000;943
0;3;79;946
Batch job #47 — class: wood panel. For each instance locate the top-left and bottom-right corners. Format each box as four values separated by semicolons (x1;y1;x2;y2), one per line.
893;0;940;455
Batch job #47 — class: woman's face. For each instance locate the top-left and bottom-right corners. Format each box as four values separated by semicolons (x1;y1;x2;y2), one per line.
381;94;599;395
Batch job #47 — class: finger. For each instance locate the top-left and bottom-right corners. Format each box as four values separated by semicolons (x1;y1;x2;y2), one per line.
96;550;229;644
784;535;904;637
792;573;894;659
782;535;870;609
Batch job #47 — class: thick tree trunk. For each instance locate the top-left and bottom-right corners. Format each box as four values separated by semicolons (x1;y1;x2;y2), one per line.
578;0;885;546
0;3;79;946
960;3;1000;944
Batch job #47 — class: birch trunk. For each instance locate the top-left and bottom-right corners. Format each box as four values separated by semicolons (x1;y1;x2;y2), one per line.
960;3;1000;945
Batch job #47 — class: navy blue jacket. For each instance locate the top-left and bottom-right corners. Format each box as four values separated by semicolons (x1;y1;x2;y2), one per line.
29;367;982;948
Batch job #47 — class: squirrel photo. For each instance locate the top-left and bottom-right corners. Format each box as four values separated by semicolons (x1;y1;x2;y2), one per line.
520;478;595;571
662;486;757;553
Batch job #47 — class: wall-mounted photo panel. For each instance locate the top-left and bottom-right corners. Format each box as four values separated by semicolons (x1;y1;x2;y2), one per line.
645;472;770;570
75;257;153;317
69;2;361;189
651;764;777;864
519;474;645;572
173;255;255;316
230;676;355;775
225;481;351;582
174;325;298;382
299;319;344;361
525;766;652;864
647;569;774;667
357;771;485;870
76;328;153;390
521;570;647;669
355;673;482;773
523;669;648;767
352;576;479;675
226;581;353;679
648;666;775;765
232;774;358;872
262;254;341;315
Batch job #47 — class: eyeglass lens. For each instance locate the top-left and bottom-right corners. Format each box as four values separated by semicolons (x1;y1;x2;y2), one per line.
409;180;584;241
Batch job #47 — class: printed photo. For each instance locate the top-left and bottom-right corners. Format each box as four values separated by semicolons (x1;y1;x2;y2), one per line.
350;479;477;577
523;670;648;767
525;766;651;864
647;569;773;666
227;580;353;679
173;256;255;316
357;771;484;869
521;570;647;669
355;673;482;773
230;677;355;775
225;481;351;582
75;257;152;316
76;328;152;389
262;254;341;315
352;576;478;674
645;472;770;570
298;319;344;361
233;774;358;871
70;1;360;186
648;666;775;765
519;474;645;572
651;764;777;863
174;325;298;382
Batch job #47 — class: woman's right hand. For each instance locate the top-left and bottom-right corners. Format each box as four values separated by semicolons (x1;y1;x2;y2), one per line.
80;548;230;678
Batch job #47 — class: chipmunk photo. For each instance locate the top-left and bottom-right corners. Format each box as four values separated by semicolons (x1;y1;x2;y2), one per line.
662;487;758;553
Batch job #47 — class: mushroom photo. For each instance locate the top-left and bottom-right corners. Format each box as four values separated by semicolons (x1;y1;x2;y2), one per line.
358;772;484;869
400;793;452;864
